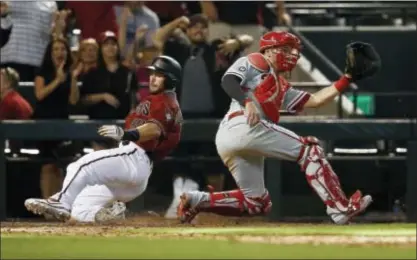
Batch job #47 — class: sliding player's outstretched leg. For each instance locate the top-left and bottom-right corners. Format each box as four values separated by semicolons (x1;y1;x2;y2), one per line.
298;136;373;224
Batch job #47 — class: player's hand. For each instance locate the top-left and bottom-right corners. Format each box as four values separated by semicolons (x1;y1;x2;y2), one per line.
98;125;124;141
245;101;260;127
103;93;120;108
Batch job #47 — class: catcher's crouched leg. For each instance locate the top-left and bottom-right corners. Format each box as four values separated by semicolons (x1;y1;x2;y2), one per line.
178;188;272;223
298;136;372;224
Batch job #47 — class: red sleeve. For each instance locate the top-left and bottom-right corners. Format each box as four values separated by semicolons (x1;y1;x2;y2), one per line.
15;97;33;119
0;98;13;120
147;101;172;137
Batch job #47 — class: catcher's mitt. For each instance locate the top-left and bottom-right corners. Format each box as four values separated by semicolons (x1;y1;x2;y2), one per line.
345;41;381;82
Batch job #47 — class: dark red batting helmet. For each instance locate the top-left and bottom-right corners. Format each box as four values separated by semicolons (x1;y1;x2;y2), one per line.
259;31;301;72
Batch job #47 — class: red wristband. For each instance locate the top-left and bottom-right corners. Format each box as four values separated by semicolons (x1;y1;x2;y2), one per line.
334;75;351;92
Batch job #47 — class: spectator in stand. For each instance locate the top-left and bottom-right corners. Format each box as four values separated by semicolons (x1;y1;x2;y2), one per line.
33;37;79;201
65;1;118;41
70;38;99;115
0;1;58;81
199;1;292;53
0;2;12;48
117;12;160;104
72;38;99;80
153;14;253;119
146;1;188;26
114;1;160;57
80;31;137;119
0;67;33;120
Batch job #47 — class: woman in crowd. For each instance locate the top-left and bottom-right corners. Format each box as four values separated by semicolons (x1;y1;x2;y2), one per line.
80;31;137;150
80;31;137;120
33;37;79;200
72;38;99;79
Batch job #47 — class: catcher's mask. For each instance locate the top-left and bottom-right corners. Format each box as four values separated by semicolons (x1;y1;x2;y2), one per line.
259;31;301;72
147;55;182;90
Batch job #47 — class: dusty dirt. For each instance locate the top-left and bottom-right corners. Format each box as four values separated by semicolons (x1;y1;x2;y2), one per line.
1;214;416;247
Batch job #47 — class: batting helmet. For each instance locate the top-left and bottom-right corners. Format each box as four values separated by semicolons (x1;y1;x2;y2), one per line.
147;55;182;89
259;31;301;72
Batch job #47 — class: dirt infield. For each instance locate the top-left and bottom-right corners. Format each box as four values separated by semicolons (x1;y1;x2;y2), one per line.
1;214;416;247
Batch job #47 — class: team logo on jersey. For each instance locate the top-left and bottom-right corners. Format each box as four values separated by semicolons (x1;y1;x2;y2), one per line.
238;66;246;72
136;101;150;116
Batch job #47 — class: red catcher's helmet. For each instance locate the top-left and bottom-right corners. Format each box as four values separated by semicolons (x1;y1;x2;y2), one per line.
259;31;301;72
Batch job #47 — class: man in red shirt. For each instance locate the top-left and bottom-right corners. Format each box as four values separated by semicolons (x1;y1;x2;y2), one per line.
65;1;119;41
24;56;183;223
0;67;33;120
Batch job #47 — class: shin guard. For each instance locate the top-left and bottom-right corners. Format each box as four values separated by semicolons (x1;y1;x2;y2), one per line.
298;137;357;213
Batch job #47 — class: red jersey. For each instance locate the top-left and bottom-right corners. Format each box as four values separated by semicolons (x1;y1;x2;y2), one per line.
65;1;119;40
0;90;33;120
125;91;182;161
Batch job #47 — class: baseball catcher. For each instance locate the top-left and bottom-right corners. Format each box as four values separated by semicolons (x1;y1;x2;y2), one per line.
177;31;380;224
25;56;183;223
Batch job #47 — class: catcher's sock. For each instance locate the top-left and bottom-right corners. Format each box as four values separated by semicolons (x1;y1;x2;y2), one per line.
183;178;199;192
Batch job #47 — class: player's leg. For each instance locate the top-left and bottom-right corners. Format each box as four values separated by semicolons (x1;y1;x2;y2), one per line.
70;185;125;223
178;153;271;223
178;118;271;223
250;120;372;224
25;142;151;221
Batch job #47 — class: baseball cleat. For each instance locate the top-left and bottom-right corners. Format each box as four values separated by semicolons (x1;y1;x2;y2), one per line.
327;190;373;225
177;193;199;224
95;201;126;223
25;198;70;222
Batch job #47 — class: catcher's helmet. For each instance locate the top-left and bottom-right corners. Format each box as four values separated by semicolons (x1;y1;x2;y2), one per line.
147;55;182;89
259;31;301;72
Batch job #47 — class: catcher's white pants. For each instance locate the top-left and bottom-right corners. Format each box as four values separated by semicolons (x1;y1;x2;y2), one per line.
55;141;151;222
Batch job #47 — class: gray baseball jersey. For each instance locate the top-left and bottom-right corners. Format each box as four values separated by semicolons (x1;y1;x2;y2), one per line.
215;55;311;198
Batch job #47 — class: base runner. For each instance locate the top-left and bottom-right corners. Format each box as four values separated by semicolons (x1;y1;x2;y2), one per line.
25;56;183;223
177;31;381;225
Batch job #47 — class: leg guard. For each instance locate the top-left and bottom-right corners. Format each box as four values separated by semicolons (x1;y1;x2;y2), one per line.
178;187;272;223
203;187;272;216
298;136;359;213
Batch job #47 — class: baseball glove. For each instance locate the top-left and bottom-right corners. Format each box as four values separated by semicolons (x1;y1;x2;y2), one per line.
345;41;381;82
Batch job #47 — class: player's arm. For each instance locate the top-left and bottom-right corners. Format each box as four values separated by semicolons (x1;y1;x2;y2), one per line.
123;122;162;142
98;122;162;143
221;55;267;106
98;102;167;142
303;74;351;108
305;41;381;108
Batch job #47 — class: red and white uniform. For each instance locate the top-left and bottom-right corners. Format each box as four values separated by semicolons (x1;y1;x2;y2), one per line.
55;91;182;222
